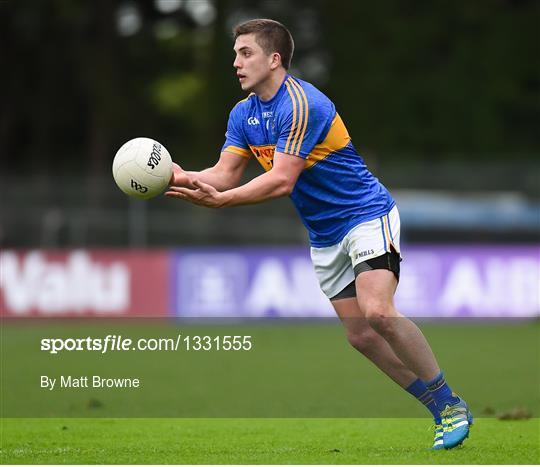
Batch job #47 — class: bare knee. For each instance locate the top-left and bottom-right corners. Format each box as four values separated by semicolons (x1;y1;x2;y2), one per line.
346;327;380;355
362;301;399;337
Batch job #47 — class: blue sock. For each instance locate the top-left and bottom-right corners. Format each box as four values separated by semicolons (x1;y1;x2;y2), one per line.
424;371;460;410
406;378;441;423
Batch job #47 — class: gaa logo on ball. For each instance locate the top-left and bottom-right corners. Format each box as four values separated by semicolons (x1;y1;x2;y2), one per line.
112;137;173;199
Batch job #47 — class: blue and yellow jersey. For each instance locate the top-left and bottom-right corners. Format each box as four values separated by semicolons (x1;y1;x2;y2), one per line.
222;75;395;247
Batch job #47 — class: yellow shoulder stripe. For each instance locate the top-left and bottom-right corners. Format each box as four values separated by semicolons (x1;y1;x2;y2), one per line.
286;80;304;155
284;81;298;154
284;78;309;155
288;78;309;156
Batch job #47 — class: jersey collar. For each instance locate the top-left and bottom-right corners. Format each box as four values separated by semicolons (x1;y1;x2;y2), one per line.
256;74;290;106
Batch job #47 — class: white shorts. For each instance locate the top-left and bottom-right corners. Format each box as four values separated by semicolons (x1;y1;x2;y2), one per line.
310;205;401;299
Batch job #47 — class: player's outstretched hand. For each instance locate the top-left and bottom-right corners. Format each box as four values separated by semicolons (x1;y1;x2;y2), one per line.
166;179;229;208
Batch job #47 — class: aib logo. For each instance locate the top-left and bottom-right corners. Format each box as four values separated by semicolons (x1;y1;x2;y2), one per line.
247;116;260;125
131;179;148;193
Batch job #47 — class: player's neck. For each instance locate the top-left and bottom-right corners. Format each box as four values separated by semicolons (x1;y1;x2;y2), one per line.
256;69;287;102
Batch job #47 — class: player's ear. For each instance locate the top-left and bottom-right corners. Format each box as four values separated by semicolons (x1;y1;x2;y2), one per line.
270;52;281;70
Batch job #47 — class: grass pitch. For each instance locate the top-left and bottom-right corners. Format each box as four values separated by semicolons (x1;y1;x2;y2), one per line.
1;417;539;464
1;320;539;463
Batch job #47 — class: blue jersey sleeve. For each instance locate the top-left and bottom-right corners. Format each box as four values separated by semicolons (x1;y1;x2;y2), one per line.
276;78;335;159
221;101;251;158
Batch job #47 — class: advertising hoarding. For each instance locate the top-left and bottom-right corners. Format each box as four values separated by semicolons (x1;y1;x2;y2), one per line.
0;250;170;317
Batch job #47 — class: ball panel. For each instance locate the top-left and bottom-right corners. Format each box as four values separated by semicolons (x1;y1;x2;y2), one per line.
112;138;141;176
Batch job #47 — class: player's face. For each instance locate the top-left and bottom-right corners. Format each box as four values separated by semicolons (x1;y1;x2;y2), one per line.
233;34;274;93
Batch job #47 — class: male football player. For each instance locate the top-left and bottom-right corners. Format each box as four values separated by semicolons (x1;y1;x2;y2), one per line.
166;18;472;450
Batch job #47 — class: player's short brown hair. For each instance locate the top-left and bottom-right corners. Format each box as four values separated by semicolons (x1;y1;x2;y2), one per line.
233;19;295;70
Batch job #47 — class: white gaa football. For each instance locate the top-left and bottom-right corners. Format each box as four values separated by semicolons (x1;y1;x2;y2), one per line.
112;137;173;199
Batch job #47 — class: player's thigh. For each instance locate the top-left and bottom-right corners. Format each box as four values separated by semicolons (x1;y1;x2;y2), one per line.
331;295;364;319
355;269;400;318
309;243;372;339
344;206;402;317
331;297;375;348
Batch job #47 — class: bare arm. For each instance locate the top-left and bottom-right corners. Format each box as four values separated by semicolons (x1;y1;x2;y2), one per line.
170;151;250;191
166;152;305;207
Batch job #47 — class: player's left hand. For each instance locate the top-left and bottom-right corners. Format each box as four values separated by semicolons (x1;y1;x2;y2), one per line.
169;162;195;188
165;179;230;208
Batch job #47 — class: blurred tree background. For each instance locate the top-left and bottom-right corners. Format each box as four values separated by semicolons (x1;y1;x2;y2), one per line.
2;0;539;174
0;0;538;247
